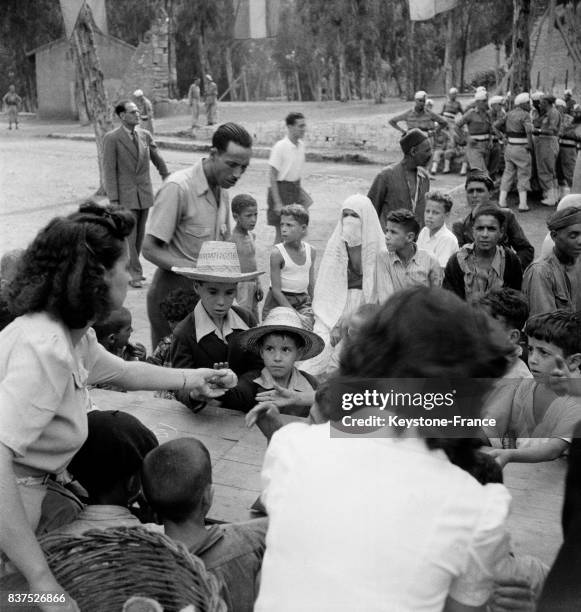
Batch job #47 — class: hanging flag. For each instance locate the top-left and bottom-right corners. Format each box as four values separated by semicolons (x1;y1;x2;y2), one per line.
408;0;458;21
59;0;108;38
234;0;281;39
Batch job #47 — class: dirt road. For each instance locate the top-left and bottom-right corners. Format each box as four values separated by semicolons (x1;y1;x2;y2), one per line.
0;133;549;349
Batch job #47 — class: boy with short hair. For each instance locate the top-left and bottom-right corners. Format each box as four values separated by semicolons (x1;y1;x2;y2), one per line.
142;437;267;612
262;204;316;330
376;208;441;301
487;311;581;467
230;194;263;320
171;241;264;411
417;191;459;269
93;307;147;362
444;207;523;301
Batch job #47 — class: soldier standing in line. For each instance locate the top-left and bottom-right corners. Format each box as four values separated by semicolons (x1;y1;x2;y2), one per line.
205;75;218;126
496;92;533;212
532;94;561;207
3;85;22;130
133;89;154;133
456;90;494;173
427;99;449;177
389;90;448;139
488;95;506;181
556;98;579;199
188;77;201;129
564;89;576;116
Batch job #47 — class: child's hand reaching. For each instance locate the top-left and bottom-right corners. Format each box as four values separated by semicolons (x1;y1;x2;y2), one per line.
245;402;281;428
483;447;512;469
210;362;237;389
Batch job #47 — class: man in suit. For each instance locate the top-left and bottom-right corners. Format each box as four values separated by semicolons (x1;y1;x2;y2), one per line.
103;100;170;288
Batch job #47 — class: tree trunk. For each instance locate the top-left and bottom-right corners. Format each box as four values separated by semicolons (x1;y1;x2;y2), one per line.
543;0;556;92
459;5;473;92
70;2;113;196
359;39;368;100
225;45;236;101
198;27;209;80
337;34;347;102
294;67;302;101
166;0;178;98
511;0;531;94
242;67;250;101
407;20;415;100
444;11;455;91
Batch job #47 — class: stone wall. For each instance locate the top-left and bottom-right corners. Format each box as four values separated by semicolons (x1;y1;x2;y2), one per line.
117;8;170;105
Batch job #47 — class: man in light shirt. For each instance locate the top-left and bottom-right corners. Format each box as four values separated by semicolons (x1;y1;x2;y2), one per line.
417;191;459;269
267;112;312;244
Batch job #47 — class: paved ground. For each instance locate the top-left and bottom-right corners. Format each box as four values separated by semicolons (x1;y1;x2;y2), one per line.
0;113;567;569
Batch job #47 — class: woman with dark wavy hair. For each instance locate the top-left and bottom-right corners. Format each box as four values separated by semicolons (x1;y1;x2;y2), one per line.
0;204;237;610
255;287;515;612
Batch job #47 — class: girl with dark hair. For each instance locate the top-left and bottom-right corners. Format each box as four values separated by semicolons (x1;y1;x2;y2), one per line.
0;204;237;609
255;287;515;612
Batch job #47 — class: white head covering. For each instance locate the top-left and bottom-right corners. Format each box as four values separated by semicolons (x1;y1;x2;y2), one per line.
133;89;143;97
555;98;567;108
206;74;213;81
449;87;458;95
514;92;530;106
414;90;427;100
475;90;488;101
531;90;544;101
489;95;504;105
565;89;573;96
312;195;386;331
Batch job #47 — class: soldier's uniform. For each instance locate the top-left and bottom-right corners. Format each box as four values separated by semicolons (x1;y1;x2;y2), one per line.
533;100;561;205
205;78;218;125
188;82;201;128
3;88;22;129
557;112;580;194
496;96;532;211
390;107;448;139
457;105;493;172
488;97;506;180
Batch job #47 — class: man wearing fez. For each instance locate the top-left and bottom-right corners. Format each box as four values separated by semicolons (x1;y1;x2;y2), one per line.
523;207;581;315
367;128;432;229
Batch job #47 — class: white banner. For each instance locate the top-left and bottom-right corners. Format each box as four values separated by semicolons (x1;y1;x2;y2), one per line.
409;0;458;21
234;0;281;39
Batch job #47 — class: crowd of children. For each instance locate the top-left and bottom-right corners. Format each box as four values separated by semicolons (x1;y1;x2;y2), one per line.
3;131;581;610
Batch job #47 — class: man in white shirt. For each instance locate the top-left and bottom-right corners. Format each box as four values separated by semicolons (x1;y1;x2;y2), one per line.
417;191;459;269
267;112;312;244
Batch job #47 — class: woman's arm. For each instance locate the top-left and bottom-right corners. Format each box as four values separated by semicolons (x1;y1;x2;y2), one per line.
0;443;76;610
115;362;237;397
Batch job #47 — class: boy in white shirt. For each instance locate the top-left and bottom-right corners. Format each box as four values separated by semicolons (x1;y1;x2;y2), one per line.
417;191;459;269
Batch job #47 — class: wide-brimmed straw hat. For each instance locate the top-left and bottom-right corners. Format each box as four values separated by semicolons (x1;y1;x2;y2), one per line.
240;307;325;360
172;241;264;283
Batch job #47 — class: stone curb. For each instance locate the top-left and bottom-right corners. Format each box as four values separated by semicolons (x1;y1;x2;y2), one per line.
46;132;391;166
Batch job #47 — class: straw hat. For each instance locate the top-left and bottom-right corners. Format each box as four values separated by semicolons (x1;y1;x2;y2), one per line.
240;307;325;360
172;241;264;283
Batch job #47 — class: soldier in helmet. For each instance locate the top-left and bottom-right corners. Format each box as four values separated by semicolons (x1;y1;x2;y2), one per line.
389;90;448;138
496;92;533;212
456;90;494;172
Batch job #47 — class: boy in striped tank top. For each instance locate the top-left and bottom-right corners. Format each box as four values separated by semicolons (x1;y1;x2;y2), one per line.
263;204;316;330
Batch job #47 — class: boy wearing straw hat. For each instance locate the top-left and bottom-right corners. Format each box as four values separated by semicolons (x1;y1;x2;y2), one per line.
221;307;323;427
171;241;264;411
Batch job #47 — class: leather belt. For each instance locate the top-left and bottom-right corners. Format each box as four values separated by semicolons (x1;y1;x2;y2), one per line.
443;112;456;119
470;134;490;142
559;138;577;148
508;137;528;145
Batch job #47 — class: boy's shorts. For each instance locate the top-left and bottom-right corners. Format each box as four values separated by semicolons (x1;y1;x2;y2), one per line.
267;181;313;227
262;289;314;330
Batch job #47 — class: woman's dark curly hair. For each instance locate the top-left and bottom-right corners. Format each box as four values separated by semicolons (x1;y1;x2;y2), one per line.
7;203;134;328
336;286;513;470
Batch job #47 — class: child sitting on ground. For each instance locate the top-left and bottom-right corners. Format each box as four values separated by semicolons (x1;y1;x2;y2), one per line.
230;194;263;320
262;204;316;330
221;307;323;438
142;438;267;612
376;208;442;301
487;311;581;467
171;241;264;411
416;191;459;269
93;306;147;362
